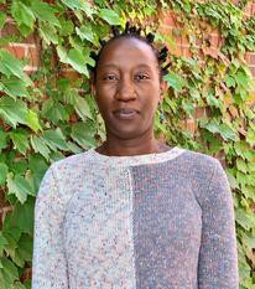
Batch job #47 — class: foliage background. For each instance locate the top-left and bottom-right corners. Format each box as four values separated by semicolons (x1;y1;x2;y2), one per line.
0;0;255;288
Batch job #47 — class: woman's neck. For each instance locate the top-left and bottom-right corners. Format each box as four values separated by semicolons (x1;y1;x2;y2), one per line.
95;137;171;157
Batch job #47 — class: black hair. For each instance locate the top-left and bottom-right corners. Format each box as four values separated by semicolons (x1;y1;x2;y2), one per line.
89;21;171;83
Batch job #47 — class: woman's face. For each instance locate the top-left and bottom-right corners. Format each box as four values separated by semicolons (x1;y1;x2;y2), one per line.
93;37;162;140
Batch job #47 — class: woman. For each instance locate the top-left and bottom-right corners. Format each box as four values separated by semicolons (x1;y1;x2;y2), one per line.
32;24;239;288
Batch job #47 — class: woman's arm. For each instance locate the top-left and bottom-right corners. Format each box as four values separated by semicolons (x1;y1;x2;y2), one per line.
32;166;69;289
198;159;239;288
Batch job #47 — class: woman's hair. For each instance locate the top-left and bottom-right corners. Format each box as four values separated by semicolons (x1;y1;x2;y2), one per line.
89;21;170;82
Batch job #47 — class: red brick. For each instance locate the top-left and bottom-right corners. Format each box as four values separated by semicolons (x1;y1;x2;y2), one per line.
186;118;196;135
180;118;196;135
249;53;255;65
158;25;172;41
0;21;19;38
24;66;38;74
182;46;192;58
169;44;182;57
244;2;252;16
24;33;38;44
208;33;219;48
245;52;250;63
181;34;189;47
161;11;176;27
250;67;255;78
172;28;182;45
195;37;203;48
27;45;40;67
251;3;255;15
5;44;26;59
202;46;219;59
194;107;206;119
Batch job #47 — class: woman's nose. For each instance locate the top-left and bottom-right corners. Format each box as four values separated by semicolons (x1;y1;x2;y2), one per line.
115;79;136;101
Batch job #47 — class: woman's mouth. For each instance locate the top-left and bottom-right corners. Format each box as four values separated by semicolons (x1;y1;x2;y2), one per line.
113;108;139;120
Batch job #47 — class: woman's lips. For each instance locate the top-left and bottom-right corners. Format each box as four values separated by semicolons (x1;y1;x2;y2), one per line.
113;108;139;120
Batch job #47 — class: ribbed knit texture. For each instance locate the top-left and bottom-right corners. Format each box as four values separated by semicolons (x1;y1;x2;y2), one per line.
32;146;239;289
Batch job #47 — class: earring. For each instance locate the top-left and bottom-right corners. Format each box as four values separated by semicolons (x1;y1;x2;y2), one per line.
159;101;166;124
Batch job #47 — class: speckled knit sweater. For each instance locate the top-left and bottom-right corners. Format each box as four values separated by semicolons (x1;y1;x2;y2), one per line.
32;146;239;289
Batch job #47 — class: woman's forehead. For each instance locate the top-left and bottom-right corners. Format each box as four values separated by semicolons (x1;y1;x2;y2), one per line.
97;37;158;69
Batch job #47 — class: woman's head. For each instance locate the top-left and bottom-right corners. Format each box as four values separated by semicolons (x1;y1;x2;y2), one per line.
90;24;169;141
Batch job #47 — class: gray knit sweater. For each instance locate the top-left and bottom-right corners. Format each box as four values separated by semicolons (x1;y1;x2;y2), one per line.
32;146;239;289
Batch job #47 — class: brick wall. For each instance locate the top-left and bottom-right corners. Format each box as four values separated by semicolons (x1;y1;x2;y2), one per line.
159;2;255;148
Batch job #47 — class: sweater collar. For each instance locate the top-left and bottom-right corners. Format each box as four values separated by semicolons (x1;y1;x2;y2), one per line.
86;146;185;167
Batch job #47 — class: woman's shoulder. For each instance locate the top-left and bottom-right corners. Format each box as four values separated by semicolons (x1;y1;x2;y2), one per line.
44;149;94;181
176;147;225;180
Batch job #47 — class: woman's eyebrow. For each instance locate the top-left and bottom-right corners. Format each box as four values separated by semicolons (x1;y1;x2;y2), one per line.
100;64;119;69
135;64;152;70
100;63;153;70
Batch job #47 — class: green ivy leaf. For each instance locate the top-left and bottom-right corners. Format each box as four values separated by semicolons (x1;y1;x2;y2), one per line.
28;154;48;192
26;110;41;132
7;173;34;204
59;17;74;36
0;162;8;185
0;11;6;29
246;127;255;146
10;198;34;234
218;123;237;141
0;257;19;288
206;89;223;109
74;96;93;121
241;231;255;250
201;119;236;141
1;76;29;99
98;9;121;25
31;0;60;27
39;22;58;45
9;130;29;155
11;282;26;289
57;46;90;77
0;128;8;152
235;69;249;88
71;121;96;149
75;25;95;44
42;99;69;123
11;0;35;36
181;99;195;117
0;97;28;128
0;232;8;255
163;72;185;92
224;75;235;88
235;208;255;230
234;141;252;160
0;49;32;85
30;135;50;160
236;158;249;173
60;0;94;18
42;128;69;151
12;234;33;267
242;185;255;202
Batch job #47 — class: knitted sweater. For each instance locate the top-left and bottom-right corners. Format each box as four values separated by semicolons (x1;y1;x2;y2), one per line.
32;146;239;289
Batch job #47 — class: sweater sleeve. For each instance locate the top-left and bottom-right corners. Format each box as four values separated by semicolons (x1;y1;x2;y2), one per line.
32;166;69;289
197;159;239;289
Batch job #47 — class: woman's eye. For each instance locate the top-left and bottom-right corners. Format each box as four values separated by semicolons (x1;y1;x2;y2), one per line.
103;75;117;81
135;74;149;81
